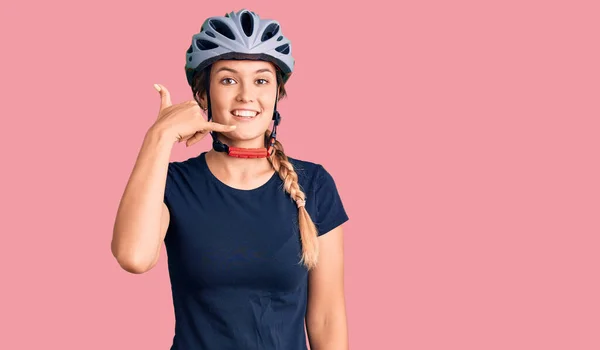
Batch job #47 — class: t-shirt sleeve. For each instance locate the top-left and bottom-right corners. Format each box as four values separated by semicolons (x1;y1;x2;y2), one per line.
164;161;179;210
163;162;178;243
313;165;349;236
164;162;173;205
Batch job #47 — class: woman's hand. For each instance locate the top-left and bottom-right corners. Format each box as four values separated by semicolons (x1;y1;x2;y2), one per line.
151;83;236;147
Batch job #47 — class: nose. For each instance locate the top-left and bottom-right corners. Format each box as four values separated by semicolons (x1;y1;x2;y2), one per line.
236;83;256;103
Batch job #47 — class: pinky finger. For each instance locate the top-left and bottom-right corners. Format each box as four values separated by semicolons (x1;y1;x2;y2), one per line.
185;132;203;147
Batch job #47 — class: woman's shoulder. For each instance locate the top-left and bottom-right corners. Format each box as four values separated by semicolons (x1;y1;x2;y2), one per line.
287;154;322;174
288;155;349;234
167;152;205;173
286;155;338;189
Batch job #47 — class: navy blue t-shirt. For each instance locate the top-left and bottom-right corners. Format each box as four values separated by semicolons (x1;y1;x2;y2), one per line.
163;151;349;350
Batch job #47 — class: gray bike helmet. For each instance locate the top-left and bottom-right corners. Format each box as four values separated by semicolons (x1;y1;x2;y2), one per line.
185;9;295;86
183;9;294;158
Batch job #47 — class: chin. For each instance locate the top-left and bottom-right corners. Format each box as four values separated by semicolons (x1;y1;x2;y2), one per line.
231;123;271;136
222;129;267;144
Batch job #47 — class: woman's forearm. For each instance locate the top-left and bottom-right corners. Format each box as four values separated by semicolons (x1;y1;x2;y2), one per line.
306;312;349;350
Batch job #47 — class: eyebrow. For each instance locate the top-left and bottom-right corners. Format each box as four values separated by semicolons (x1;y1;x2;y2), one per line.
215;67;274;75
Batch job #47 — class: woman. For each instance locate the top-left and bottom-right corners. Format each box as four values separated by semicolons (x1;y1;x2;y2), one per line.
112;9;349;349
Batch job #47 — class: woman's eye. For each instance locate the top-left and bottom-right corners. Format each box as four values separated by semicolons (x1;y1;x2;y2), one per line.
221;78;236;85
256;79;268;85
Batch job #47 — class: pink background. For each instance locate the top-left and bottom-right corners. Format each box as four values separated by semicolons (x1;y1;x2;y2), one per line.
2;0;599;349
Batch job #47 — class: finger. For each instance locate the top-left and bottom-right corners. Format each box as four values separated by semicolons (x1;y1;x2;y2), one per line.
179;134;194;142
204;121;237;133
186;131;205;147
154;84;172;110
175;132;193;143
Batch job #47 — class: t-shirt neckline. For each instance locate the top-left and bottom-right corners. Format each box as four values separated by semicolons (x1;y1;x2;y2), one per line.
198;152;279;194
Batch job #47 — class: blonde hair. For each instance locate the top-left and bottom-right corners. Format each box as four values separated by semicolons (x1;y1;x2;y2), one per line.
265;131;320;270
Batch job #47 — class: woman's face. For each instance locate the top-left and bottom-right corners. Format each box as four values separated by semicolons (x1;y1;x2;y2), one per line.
202;60;279;148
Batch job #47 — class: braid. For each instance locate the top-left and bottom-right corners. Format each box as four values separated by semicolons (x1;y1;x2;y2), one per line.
265;131;320;270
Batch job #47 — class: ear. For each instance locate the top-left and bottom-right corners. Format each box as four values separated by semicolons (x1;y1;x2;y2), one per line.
198;92;208;110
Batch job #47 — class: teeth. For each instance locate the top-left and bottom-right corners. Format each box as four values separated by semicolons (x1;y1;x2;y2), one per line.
232;110;258;117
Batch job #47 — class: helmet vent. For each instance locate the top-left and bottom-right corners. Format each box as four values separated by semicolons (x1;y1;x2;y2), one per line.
277;36;283;41
261;23;280;42
275;43;290;55
240;11;254;37
196;39;218;51
205;31;215;38
209;19;235;40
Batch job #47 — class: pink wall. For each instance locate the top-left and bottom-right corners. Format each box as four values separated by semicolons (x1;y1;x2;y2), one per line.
1;0;599;349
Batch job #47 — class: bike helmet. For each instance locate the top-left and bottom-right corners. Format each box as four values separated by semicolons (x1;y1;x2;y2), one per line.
184;9;295;158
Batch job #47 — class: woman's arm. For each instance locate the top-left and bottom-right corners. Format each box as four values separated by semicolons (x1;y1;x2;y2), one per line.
111;127;174;274
306;226;348;350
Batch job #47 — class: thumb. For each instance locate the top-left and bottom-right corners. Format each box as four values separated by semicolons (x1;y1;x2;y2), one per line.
154;84;172;110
